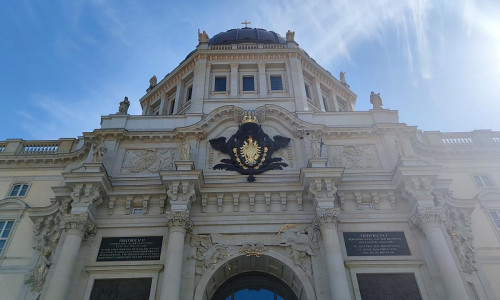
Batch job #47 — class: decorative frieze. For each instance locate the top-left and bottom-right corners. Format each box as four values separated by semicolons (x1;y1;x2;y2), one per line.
121;148;175;173
307;178;337;201
70;184;102;206
326;144;381;169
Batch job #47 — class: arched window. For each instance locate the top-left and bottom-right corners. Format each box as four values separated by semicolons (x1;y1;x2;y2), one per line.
212;272;298;300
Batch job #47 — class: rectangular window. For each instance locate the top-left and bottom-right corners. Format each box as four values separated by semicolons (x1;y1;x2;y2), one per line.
490;211;500;232
304;84;311;99
131;208;144;215
150;100;161;116
214;77;227;92
186;86;193;102
0;220;14;255
9;184;29;197
270;75;283;90
242;76;255;91
474;175;494;188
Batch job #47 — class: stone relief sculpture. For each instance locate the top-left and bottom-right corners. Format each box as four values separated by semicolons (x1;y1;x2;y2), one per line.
310;138;321;158
395;136;407;157
327;144;381;169
117;96;130;114
370;91;383;110
121;149;175;173
198;29;209;43
190;227;317;276
179;139;191;161
25;213;63;293
92;139;107;163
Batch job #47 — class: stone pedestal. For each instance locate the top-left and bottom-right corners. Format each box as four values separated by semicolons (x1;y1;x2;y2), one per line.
175;161;195;171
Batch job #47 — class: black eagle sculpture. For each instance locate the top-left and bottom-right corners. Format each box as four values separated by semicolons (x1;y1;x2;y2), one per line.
210;118;290;182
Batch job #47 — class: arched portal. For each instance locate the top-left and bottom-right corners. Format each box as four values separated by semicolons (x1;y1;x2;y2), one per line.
194;253;315;300
212;271;298;300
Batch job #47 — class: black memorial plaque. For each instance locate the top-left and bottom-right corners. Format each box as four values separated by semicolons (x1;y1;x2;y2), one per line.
357;273;422;300
97;236;163;262
344;232;411;256
90;278;152;300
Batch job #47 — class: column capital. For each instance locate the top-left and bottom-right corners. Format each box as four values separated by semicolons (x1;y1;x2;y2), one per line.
315;207;340;229
257;62;266;69
166;210;193;232
230;63;239;69
62;213;96;234
409;206;445;229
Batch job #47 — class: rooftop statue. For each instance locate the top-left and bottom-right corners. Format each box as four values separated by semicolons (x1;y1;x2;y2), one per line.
370;91;383;110
286;30;295;42
198;29;209;43
148;75;157;90
340;71;346;85
118;96;130;114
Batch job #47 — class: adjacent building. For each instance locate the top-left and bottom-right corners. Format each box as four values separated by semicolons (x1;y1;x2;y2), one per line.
1;26;500;300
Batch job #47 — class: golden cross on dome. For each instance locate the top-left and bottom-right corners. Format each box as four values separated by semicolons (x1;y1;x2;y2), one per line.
241;20;251;28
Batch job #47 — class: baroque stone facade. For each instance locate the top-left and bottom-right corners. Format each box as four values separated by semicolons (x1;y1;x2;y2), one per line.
1;26;500;300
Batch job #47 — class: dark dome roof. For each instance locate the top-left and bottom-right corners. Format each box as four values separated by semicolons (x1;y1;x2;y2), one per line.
209;28;286;45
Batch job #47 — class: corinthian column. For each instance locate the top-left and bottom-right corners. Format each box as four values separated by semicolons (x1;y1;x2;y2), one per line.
411;207;469;300
316;208;352;300
43;213;95;300
159;211;192;300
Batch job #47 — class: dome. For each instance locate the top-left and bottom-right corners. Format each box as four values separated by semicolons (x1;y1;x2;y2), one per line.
209;28;286;45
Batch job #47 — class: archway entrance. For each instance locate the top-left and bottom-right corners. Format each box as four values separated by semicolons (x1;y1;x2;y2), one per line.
197;254;313;300
212;272;299;300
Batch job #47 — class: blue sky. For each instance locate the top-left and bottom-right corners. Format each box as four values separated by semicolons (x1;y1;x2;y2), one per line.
1;0;499;140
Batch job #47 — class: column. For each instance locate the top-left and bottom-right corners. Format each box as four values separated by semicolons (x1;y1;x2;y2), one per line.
313;78;325;111
316;208;353;300
230;63;238;97
258;62;267;97
190;56;207;113
412;207;469;300
288;54;308;111
43;214;95;300
159;211;192;300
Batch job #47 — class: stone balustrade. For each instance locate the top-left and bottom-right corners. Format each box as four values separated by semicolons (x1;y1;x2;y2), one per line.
422;130;500;147
0;138;79;156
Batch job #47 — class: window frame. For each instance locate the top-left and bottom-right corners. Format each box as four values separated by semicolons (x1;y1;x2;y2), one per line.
149;99;161;116
473;174;495;188
213;76;228;92
304;83;311;99
0;220;15;256
241;75;255;92
269;75;284;91
7;183;30;198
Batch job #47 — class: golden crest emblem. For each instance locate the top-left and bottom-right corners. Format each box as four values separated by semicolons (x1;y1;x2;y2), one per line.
239;136;261;166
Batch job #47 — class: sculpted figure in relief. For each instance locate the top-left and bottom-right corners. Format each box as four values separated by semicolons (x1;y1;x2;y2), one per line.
327;145;381;169
121;149;175;173
179;138;191;161
92;139;106;163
